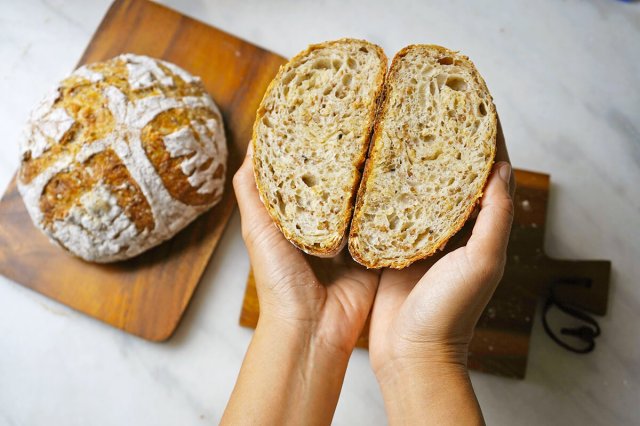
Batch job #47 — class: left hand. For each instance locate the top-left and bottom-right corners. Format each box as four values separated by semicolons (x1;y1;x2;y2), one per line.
233;145;380;356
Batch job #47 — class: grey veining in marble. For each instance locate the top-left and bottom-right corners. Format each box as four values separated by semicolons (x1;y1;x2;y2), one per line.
0;0;638;425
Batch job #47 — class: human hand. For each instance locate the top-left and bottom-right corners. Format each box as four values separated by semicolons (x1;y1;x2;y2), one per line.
224;145;380;425
369;160;514;375
367;153;513;425
232;145;380;356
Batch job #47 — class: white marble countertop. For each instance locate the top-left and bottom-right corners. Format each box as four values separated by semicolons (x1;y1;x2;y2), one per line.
1;0;639;424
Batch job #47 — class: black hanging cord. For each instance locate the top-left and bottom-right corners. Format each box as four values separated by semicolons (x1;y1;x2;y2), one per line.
542;278;601;354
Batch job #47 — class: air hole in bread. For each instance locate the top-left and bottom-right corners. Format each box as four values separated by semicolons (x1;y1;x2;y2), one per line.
445;76;467;92
300;73;311;83
387;214;399;230
347;57;356;69
425;148;442;160
414;229;432;246
421;133;435;143
438;56;454;65
282;72;294;86
313;59;330;70
435;74;447;89
359;47;369;53
429;80;437;96
275;192;285;215
332;59;342;70
301;174;317;187
478;102;487;116
343;74;353;85
262;115;273;128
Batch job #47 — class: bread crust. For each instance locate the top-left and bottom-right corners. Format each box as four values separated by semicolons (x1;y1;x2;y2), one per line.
348;44;497;269
17;54;227;262
251;38;387;256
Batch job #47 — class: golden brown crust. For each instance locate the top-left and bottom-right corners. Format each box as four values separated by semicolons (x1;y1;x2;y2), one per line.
348;44;497;269
40;149;154;232
251;38;387;256
17;54;227;262
141;107;224;205
21;56;218;220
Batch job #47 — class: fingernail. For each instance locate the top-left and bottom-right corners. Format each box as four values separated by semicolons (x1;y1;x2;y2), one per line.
498;162;511;184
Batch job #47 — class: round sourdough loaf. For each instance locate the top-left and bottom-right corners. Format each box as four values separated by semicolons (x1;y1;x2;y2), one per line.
17;54;227;262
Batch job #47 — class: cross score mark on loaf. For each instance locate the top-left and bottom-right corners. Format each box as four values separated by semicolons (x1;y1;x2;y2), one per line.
17;54;227;262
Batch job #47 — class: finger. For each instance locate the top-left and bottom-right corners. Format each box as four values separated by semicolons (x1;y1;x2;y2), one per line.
494;115;516;197
373;260;432;316
466;162;514;266
233;143;260;218
232;143;283;247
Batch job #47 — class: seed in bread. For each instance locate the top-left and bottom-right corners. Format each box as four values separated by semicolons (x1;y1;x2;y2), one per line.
349;45;497;269
252;39;387;256
18;54;227;262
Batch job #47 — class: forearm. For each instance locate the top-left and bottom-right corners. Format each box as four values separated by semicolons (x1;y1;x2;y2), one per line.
377;360;484;426
222;317;351;426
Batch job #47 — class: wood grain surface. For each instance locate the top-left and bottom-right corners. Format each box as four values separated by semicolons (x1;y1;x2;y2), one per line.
0;0;286;341
240;169;611;378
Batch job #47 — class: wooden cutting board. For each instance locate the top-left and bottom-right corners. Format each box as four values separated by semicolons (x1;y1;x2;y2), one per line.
240;169;611;378
0;0;286;341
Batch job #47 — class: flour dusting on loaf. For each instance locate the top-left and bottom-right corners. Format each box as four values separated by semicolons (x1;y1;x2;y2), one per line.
17;54;227;262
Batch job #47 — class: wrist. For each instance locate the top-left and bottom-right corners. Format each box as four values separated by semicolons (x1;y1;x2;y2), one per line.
375;355;469;390
375;358;483;426
372;340;469;383
256;314;353;363
235;316;350;425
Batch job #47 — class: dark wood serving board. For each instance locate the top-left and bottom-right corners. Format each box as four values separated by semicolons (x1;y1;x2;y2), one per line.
0;0;286;341
240;169;611;378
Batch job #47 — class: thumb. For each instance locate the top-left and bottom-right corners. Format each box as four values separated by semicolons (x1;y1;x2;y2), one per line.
232;142;278;246
466;162;514;268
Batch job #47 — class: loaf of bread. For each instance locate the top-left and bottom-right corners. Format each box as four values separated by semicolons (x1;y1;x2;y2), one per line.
252;39;387;256
349;45;496;268
17;54;227;262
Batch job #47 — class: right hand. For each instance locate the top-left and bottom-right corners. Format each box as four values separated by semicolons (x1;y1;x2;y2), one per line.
369;161;514;379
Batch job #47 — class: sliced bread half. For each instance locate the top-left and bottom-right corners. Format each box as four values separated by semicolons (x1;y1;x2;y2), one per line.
349;45;497;268
252;39;387;256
